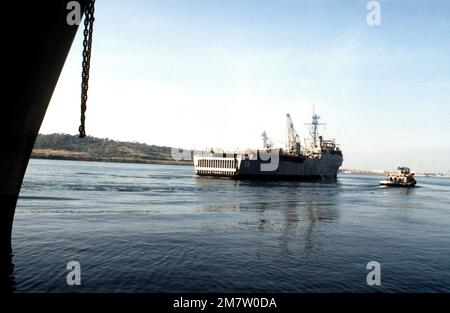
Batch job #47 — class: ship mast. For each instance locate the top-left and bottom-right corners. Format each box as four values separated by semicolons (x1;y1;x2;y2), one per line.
305;106;325;148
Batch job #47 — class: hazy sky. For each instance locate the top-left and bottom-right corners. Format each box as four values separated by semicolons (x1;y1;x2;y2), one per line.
41;0;450;172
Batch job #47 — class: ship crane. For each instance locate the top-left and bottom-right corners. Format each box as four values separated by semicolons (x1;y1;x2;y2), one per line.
286;113;301;155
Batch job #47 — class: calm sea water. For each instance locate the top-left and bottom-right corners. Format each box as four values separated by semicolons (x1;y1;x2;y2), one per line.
10;159;450;292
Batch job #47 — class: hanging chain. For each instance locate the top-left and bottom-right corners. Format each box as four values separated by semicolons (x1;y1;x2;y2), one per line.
79;0;96;138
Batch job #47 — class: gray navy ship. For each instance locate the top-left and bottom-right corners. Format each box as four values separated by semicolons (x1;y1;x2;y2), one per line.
194;111;343;180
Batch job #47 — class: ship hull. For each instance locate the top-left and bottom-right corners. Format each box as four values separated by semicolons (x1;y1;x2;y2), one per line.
2;1;86;291
194;171;324;181
194;150;343;181
379;180;416;187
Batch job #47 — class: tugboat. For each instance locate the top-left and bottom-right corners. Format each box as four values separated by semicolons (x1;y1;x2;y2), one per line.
380;167;417;187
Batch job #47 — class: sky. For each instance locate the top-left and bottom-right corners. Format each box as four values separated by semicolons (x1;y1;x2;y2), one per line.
41;0;450;172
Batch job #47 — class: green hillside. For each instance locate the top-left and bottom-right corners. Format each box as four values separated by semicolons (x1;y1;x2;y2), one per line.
32;133;192;165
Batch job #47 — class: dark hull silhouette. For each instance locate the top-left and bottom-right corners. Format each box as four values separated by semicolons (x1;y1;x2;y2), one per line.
2;1;86;291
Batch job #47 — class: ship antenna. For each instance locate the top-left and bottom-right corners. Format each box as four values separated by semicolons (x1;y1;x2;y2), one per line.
305;105;326;148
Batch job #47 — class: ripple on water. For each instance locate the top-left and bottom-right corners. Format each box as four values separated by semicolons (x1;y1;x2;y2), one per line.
10;160;450;292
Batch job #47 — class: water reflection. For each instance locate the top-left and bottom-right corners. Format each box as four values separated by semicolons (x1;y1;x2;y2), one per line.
302;200;339;252
278;191;299;256
0;247;15;292
282;185;340;254
395;187;415;196
379;185;417;196
194;178;341;255
193;176;240;188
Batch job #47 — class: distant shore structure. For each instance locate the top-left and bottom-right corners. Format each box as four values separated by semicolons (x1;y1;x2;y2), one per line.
193;110;343;180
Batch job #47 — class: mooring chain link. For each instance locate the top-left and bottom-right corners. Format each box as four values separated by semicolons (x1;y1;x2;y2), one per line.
79;0;96;138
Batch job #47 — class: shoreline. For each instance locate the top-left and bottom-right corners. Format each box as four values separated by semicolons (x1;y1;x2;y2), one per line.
30;155;193;166
29;155;450;178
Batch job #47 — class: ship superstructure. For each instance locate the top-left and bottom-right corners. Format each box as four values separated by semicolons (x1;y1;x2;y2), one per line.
194;110;343;180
